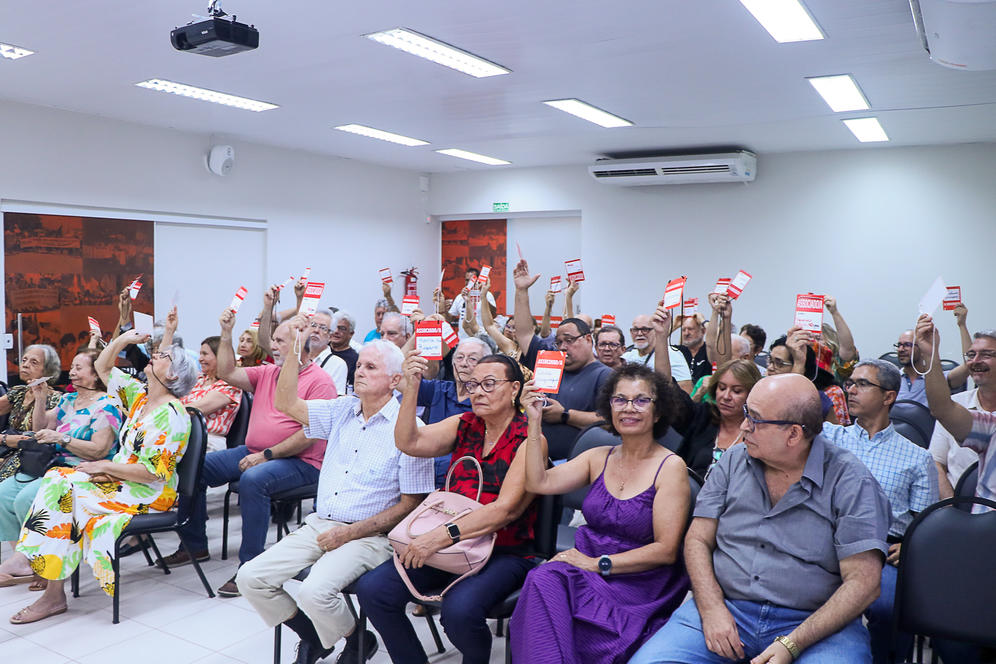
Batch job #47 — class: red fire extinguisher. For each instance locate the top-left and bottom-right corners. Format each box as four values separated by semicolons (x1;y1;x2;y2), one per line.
401;267;419;298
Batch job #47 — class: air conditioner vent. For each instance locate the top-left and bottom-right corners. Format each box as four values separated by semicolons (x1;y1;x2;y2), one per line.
591;168;658;178
588;151;756;186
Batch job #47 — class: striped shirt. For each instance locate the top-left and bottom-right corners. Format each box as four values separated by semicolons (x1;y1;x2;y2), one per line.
963;411;996;513
304;395;435;523
822;421;938;537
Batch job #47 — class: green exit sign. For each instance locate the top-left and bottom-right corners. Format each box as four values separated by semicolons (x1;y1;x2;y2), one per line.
492;202;509;212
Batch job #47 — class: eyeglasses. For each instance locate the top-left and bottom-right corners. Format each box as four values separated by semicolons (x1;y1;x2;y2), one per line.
596;342;622;350
767;357;793;370
151;351;172;361
965;350;996;362
843;378;886;391
741;405;806;433
609;395;655;411
464;378;511;393
554;334;584;348
334;325;350;334
630;327;653;335
893;342;914;350
309;322;331;333
452;354;482;365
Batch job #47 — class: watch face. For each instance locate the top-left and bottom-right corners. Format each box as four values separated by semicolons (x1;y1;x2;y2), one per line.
598;556;611;572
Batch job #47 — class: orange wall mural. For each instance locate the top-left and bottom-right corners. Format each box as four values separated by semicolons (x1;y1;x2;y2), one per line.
440;219;507;315
4;212;155;379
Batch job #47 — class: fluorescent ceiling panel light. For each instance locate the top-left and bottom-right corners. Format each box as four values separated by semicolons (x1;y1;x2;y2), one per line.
435;149;510;166
543;99;633;128
739;0;825;42
365;28;510;78
0;42;34;60
135;79;278;112
807;75;870;112
334;124;428;146
843;117;889;143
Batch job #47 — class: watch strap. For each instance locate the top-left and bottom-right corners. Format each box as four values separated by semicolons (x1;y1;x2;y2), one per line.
775;636;800;660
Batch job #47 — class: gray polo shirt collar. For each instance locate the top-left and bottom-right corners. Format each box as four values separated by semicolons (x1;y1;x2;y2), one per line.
744;434;828;516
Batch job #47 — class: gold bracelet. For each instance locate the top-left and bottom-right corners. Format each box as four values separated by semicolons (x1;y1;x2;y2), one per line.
775;635;800;660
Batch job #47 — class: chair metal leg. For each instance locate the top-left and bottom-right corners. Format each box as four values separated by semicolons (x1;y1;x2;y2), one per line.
147;532;171;575
496;617;504;637
137;534;156;567
273;624;281;664
424;612;446;654
222;488;233;560
505;623;512;664
112;540;121;624
70;567;79;598
179;533;215;598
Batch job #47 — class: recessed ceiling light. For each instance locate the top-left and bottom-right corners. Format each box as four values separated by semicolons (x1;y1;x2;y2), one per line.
0;42;34;60
333;124;428;146
435;149;510;166
843;117;889;143
807;75;870;112
739;0;825;43
135;79;278;112
543;99;633;128
365;28;510;78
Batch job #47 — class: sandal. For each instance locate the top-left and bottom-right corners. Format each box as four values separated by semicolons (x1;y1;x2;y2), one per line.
10;603;68;625
28;578;47;592
0;573;34;588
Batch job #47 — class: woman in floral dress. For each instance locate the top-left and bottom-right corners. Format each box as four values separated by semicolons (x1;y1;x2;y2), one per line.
8;326;197;624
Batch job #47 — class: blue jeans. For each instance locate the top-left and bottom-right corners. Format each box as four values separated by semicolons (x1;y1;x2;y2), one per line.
866;563;914;663
354;554;535;664
629;597;871;664
176;445;319;565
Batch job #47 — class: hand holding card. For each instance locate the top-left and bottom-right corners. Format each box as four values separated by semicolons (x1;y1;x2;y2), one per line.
534;351;566;393
414;321;444;360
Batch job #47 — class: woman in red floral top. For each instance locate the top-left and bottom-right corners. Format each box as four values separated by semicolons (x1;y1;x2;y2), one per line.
354;353;542;664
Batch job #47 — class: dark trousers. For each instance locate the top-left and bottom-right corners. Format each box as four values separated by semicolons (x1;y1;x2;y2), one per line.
354;554;534;664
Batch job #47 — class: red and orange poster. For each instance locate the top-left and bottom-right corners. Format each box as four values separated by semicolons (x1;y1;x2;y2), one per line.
4;212;155;377
441;219;507;314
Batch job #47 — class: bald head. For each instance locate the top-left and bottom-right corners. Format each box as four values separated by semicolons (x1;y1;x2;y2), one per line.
577;313;594;330
753;374;822;438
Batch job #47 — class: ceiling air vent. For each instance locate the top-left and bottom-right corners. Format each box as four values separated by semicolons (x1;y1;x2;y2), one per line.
588;151;756;186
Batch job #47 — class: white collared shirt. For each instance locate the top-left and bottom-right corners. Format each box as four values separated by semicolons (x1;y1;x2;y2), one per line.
304;395;434;523
928;388;987;487
314;347;348;396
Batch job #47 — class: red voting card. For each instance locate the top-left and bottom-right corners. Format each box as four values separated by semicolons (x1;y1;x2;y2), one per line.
87;316;101;335
726;270;752;299
478;265;492;284
299;282;325;316
663;276;687;310
564;259;585;283
229;286;248;313
794;294;825;334
128;275;143;301
415;321;444;360
379;268;393;284
684;298;699;316
534;351;566;393
401;295;420;316
713;278;731;295
550;276;563;294
440;321;459;348
943;286;961;311
601;314;616;327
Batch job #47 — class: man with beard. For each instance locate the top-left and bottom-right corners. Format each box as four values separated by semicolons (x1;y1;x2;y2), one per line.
929;329;996;498
679;313;713;384
161;312;337;598
894;329;967;405
328;310;359;388
306;309;348;395
622;314;693;394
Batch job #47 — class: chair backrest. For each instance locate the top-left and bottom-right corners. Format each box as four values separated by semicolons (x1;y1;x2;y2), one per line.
939;359;959;372
0;380;8;431
226;391;253;449
753;351;769;369
531;493;561;559
562;425;621;510
178;407;208;499
954;461;979;511
889;399;935;448
879;351;901;368
895;497;996;647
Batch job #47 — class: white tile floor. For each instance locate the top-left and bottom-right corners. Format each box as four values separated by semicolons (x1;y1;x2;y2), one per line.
0;488;509;663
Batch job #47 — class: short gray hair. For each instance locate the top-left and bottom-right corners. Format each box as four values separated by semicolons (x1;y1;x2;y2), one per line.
24;344;61;385
149;325;184;354
362;339;404;376
381;312;412;337
456;336;490;357
731;334;751;359
163;345;198;397
856;359;901;393
974;330;996;344
332;310;356;334
374;298;390;310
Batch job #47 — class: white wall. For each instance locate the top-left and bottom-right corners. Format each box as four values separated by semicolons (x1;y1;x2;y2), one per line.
428;143;996;361
0;99;438;373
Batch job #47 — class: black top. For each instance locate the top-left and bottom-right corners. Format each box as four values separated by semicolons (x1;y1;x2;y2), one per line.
331;347;359;387
669;383;719;478
678;343;712;383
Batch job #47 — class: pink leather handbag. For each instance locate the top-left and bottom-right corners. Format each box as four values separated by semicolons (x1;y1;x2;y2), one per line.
388;455;497;603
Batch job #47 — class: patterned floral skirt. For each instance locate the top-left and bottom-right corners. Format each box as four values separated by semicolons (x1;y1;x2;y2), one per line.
15;466;176;596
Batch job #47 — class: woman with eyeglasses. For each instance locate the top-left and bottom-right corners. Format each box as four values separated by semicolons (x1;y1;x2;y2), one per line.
354;353;539;664
8;322;196;624
509;363;690;664
467;277;535;381
769;332;846;424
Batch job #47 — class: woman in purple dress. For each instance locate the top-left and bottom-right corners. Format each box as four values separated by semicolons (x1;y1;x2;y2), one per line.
510;363;691;664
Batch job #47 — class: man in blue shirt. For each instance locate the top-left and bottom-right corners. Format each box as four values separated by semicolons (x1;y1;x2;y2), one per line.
821;359;938;664
894;330;966;404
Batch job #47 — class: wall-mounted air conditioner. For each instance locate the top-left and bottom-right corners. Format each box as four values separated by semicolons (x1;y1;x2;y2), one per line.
588;151;756;186
910;0;996;70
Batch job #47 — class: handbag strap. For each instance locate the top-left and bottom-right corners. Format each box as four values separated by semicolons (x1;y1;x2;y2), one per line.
392;553;485;604
444;454;485;502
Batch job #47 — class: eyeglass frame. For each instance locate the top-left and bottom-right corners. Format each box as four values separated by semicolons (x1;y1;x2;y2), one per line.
842;378;887;392
464;378;512;394
893;342;914;350
596;341;623;350
309;321;331;333
554;333;587;349
964;350;996;362
741;405;807;434
609;395;656;412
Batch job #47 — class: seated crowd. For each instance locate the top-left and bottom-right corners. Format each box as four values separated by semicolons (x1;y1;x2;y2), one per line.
0;262;993;664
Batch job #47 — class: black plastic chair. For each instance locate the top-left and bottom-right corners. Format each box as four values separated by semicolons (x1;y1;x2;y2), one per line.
889;400;936;449
222;480;319;560
754;351;769;369
954;461;979;511
226;391;253;449
939;359;959;372
879;352;901;368
891;496;996;662
72;407;215;623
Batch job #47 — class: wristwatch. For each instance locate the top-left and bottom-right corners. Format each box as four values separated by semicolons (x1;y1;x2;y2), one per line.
598;555;612;577
560;409;571;425
263;448;274;460
444;522;461;544
774;635;800;660
61;433;71;446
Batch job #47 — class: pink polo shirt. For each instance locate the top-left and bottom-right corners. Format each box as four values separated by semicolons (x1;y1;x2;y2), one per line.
243;363;337;470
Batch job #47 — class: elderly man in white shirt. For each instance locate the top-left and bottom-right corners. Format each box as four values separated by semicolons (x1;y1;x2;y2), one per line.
236;333;434;664
308;309;348;395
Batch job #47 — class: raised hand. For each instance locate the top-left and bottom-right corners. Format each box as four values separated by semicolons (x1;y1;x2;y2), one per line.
954;303;968;327
513;259;540;291
219;308;236;334
565;277;580;297
652;301;673;335
824;295;838;314
403;348;428;383
164;306;178;333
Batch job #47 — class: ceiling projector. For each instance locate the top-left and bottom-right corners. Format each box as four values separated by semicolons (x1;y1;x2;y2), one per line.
171;1;258;57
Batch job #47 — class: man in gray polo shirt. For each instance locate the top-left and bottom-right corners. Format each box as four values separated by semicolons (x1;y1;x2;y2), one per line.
631;374;890;664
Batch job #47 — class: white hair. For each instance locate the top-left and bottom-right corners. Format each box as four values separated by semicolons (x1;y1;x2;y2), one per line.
163;345;198;397
362;339;404;376
381;312;412;337
731;334;752;360
332;310;356;334
456;336;490;357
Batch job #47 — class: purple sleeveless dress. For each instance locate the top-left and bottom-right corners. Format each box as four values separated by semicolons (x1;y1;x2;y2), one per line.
509;451;690;664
